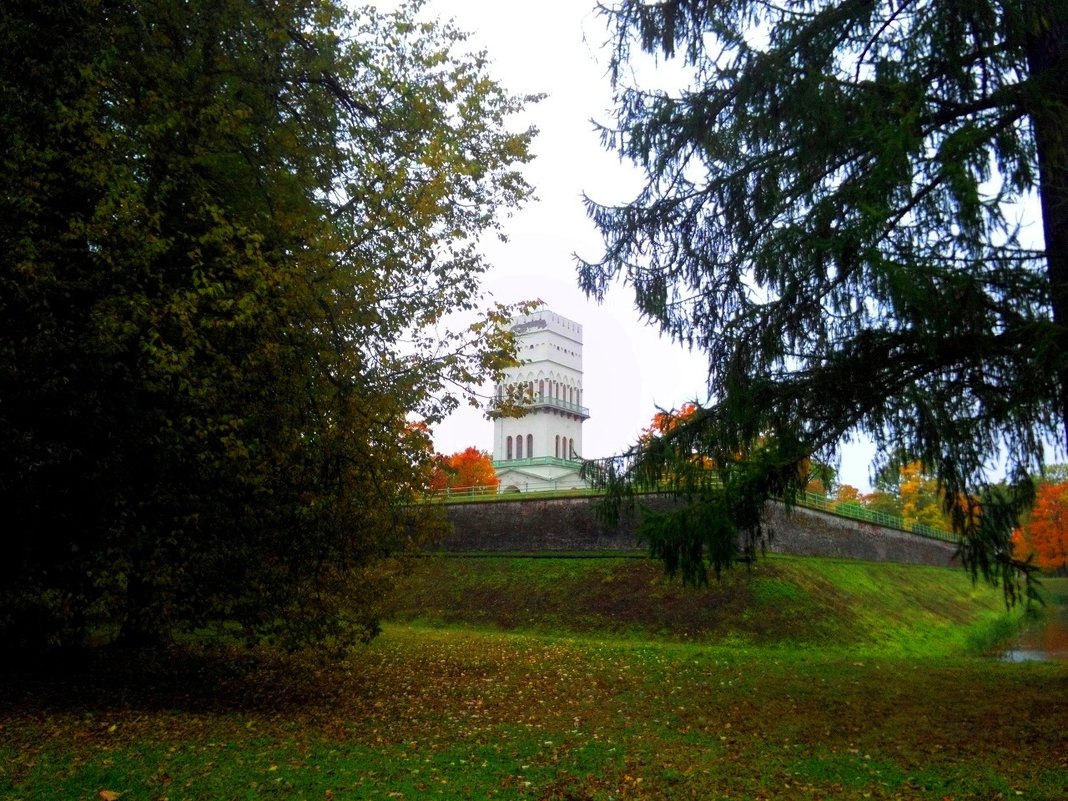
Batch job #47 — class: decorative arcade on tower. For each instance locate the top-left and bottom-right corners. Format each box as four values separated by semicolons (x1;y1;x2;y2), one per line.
491;309;589;492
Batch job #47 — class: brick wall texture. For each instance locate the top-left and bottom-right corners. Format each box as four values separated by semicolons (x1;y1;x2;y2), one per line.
436;494;959;567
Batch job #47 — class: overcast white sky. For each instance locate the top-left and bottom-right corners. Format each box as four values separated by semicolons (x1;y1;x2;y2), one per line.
375;0;880;489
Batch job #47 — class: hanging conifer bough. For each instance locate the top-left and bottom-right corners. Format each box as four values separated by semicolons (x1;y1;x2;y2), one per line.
0;0;538;652
578;0;1068;600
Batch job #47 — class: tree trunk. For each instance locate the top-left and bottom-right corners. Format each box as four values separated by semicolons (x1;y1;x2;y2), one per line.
1027;6;1068;449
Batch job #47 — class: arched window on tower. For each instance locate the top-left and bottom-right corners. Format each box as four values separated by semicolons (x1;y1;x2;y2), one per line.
526;434;533;458
568;438;575;459
516;435;523;460
506;436;513;460
554;435;560;458
538;379;545;399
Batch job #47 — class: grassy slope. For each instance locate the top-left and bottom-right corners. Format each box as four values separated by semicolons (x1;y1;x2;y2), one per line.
386;554;1021;657
3;560;1066;801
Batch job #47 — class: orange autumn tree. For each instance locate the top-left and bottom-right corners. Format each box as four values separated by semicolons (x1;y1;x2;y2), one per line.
1013;482;1068;575
430;447;500;493
639;402;700;443
636;402;717;482
834;484;862;504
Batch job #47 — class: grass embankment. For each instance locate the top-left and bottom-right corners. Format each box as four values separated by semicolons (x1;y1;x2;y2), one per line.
2;559;1066;801
386;555;1020;657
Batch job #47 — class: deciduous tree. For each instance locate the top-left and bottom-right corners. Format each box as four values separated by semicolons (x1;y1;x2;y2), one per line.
834;485;862;505
865;460;953;528
640;402;701;443
430;447;500;493
580;0;1064;598
1013;481;1068;574
0;0;535;651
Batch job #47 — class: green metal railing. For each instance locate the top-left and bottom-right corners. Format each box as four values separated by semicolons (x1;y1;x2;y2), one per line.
521;396;590;418
491;455;583;470
425;484;598;503
794;491;959;544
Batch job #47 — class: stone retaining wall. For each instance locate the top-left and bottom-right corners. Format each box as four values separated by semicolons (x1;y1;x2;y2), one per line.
436;494;959;567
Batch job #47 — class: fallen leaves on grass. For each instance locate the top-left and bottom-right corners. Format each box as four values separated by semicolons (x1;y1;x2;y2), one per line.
2;627;1067;800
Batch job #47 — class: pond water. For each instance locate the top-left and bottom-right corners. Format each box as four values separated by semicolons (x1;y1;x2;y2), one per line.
1000;603;1068;663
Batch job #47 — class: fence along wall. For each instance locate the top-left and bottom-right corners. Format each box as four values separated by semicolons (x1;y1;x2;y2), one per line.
437;494;960;567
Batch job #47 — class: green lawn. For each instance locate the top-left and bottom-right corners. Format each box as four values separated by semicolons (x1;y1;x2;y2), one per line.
2;560;1065;800
385;555;1022;656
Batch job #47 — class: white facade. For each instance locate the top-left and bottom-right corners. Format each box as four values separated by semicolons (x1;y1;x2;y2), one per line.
492;309;589;492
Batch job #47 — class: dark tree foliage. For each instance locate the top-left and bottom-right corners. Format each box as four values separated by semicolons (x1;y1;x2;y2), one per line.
0;0;535;651
579;0;1068;600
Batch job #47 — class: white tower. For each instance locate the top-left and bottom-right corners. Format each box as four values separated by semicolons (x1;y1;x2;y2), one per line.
492;309;589;492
